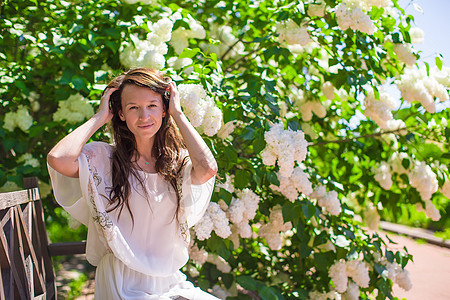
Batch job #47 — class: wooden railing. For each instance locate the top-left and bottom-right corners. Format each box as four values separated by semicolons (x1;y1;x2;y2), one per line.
0;177;86;300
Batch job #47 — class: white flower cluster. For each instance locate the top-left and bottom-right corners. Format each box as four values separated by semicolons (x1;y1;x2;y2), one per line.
373;161;392;190
18;153;40;168
120;19;173;69
53;94;94;123
397;67;449;113
202;23;244;60
374;154;441;221
382;260;412;291
171;16;206;55
310;185;342;216
364;203;380;230
440;178;450;198
322;81;336;100
328;259;369;294
228;188;260;238
259;206;292;250
409;27;424;44
217;120;241;140
393;43;417;66
188;243;208;264
215;173;235;194
291;86;327;121
194;202;231;240
260;122;308;178
275;20;311;46
3;105;33;132
308;290;341;300
364;88;406;131
408;162;440;221
335;3;376;35
269;167;313;202
206;254;232;273
307;1;327;18
178;84;223;136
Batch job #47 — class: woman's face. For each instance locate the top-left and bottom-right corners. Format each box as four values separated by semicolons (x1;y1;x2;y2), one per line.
119;84;165;144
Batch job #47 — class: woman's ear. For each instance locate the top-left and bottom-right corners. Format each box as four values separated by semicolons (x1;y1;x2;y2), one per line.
119;110;125;121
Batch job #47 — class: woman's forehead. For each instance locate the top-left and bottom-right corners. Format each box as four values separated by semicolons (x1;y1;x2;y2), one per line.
121;84;163;104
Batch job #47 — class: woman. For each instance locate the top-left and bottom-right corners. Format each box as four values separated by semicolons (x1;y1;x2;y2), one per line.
47;68;219;299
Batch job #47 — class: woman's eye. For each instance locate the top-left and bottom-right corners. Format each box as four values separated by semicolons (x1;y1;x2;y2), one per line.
130;106;138;110
149;104;157;108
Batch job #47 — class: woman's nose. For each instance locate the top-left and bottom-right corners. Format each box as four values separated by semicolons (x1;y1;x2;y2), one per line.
139;108;151;120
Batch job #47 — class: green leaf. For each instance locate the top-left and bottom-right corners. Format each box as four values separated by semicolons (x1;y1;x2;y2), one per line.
259;286;279;300
235;169;250;189
301;203;316;220
436;56;443;70
178;48;201;59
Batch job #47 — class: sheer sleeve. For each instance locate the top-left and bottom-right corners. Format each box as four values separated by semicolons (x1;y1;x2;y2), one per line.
47;159;90;226
180;157;216;228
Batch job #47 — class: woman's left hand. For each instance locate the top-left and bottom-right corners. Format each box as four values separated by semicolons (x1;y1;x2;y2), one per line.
167;81;183;117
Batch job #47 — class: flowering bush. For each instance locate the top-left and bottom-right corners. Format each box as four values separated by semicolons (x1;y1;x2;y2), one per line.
2;0;450;299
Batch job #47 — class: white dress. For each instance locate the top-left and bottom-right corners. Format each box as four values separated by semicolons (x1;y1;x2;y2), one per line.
48;142;219;299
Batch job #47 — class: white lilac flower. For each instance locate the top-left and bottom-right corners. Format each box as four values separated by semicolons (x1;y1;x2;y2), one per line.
259;206;292;250
345;281;360;300
388;152;410;174
211;285;230;299
18;153;40;168
261;122;308;178
440;179;450;198
200;23;244;60
217;120;240;140
317;190;342;216
3;105;33;132
329;259;348;293
206;254;231;273
374;162;393;190
194;214;214;240
393;43;417;66
309;290;341;300
200;100;223;136
53;94;94;124
335;4;376;35
216;174;235;194
275;20;311;46
383;261;412;291
322;81;335;100
308;2;326;18
431;66;450;86
397;67;449;113
189;244;208;264
410;27;424;44
346;260;370;288
207;202;232;239
142;50;165;69
364;203;380;230
269;167;313;202
408;161;438;201
363;88;397;129
424;200;441;221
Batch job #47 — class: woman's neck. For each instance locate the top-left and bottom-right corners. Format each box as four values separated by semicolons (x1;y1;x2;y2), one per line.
135;137;156;170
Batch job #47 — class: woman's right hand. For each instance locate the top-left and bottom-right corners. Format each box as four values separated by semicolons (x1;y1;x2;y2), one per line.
96;88;118;124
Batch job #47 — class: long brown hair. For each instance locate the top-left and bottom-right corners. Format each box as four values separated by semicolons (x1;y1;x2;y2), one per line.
104;68;187;223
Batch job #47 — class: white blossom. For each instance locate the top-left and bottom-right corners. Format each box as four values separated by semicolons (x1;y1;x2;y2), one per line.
346;260;370;288
363;88;398;129
3;105;33;132
189;244;208;264
335;4;376;35
322;81;335;100
393;43;417;66
207;254;231;273
259;206;292;250
308;2;326;18
270;167;313;202
53;94;94;124
408;161;438;201
261;122;308;178
345;281;360;300
18;153;39;168
374;162;392;190
275;20;311;46
317;190;342;216
440;179;450;198
382;261;412;291
410;27;424;44
329;259;348;293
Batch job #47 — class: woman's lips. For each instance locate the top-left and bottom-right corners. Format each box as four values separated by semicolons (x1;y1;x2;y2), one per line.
138;124;153;129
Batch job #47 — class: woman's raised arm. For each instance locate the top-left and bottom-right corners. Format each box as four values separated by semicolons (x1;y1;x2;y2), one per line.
47;88;117;178
167;81;218;185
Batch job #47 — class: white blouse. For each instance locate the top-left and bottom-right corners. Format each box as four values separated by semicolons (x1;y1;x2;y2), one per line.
48;142;217;299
